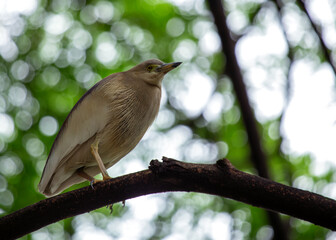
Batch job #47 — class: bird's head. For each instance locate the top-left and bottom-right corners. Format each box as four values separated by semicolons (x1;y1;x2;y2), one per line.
128;59;182;88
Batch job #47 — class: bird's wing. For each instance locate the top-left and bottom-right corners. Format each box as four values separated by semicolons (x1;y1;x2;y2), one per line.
38;75;118;193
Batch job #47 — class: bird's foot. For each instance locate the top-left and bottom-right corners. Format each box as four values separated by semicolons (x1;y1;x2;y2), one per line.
102;175;112;181
90;179;103;189
106;204;113;214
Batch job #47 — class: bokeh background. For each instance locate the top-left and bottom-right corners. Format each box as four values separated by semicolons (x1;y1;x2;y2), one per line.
1;0;336;239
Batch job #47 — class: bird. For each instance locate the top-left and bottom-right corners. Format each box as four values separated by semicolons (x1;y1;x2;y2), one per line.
38;59;182;197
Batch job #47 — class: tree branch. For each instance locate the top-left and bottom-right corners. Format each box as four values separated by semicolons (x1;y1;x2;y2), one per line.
296;0;336;75
1;157;336;239
207;0;270;179
206;1;288;238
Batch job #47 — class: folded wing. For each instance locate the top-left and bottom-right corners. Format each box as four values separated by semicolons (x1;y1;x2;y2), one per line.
38;75;117;195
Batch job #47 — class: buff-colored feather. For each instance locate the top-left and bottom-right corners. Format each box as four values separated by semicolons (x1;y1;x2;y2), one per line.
38;59;181;196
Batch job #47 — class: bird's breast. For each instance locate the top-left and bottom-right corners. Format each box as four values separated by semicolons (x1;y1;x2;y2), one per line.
98;85;161;160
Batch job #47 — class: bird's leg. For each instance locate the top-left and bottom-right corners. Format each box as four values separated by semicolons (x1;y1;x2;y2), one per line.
77;168;95;181
76;168;101;189
91;140;111;180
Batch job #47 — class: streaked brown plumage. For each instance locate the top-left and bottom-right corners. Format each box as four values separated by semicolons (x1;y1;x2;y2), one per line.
38;59;181;196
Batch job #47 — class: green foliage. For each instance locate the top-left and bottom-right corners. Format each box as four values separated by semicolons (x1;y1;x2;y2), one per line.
0;0;334;239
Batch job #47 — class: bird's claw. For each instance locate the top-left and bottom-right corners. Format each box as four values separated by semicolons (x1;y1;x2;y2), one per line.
90;179;103;189
106;204;113;214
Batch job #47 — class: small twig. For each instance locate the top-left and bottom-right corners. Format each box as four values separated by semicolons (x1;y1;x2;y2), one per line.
296;0;336;74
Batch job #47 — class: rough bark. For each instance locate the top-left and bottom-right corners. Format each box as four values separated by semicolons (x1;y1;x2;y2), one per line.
1;157;336;239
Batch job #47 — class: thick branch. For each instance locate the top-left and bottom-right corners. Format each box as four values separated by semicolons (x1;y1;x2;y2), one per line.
1;157;336;239
207;0;270;180
206;1;287;238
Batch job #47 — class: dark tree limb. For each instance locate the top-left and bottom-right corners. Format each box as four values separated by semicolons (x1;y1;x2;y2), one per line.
207;0;270;179
296;0;336;75
206;1;288;239
1;157;336;239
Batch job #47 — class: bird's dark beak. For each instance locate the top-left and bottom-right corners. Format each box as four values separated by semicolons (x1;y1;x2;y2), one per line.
156;62;182;73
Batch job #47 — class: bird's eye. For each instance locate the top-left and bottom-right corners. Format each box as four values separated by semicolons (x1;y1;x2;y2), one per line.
147;65;154;72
